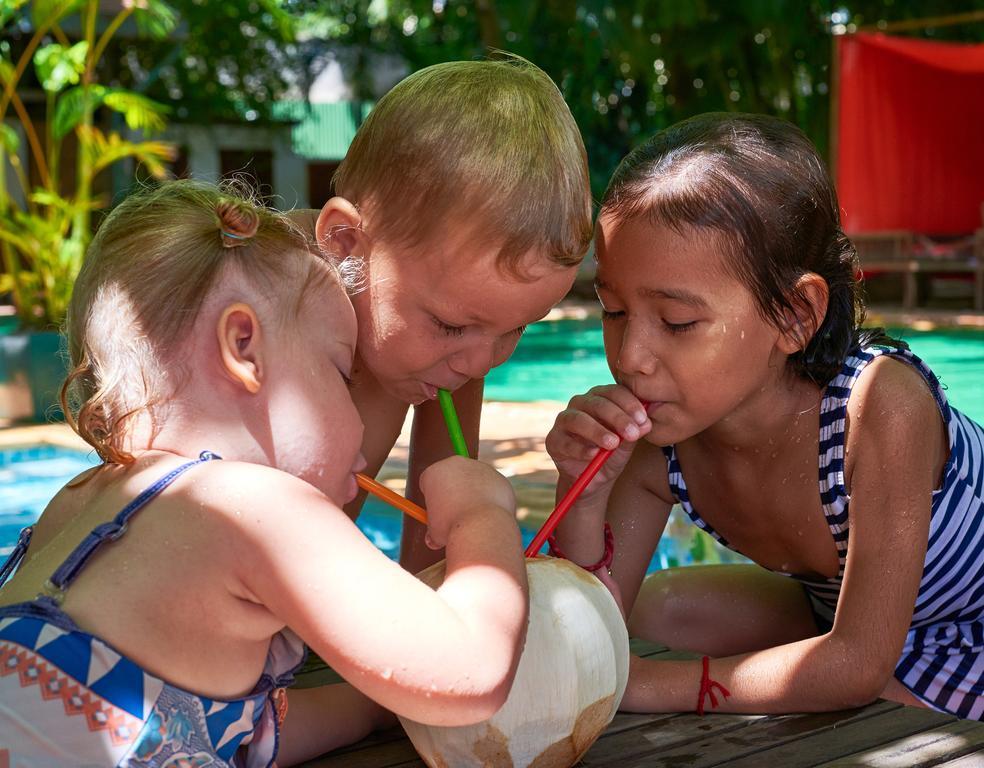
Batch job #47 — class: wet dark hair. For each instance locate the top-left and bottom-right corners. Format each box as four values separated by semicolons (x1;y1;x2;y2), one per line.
601;112;903;386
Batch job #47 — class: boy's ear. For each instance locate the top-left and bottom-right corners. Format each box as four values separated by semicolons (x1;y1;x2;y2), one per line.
315;197;365;260
777;273;830;355
217;303;264;394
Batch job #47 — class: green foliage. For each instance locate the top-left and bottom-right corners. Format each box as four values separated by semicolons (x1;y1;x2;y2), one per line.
298;0;984;202
0;0;175;330
108;0;302;124
34;41;87;92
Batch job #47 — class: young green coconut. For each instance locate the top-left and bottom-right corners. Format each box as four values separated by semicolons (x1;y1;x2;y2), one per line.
399;556;630;768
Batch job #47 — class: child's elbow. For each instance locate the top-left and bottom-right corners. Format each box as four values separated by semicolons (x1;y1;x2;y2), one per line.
429;656;518;726
838;681;882;710
839;663;894;709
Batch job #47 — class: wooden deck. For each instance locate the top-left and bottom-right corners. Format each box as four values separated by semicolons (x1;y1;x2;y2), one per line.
293;639;984;767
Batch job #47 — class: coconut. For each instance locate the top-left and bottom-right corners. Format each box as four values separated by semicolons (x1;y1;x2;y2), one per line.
399;556;629;768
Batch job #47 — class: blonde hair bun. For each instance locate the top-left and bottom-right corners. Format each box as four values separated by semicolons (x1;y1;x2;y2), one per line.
216;199;260;247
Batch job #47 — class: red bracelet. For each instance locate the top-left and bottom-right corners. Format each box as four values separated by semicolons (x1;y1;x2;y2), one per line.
696;655;731;715
547;523;614;573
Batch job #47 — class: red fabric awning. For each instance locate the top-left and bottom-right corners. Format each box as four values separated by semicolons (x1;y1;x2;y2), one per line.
836;32;984;235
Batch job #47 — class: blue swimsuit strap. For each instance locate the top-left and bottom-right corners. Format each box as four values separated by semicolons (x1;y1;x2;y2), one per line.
0;526;35;586
40;451;222;598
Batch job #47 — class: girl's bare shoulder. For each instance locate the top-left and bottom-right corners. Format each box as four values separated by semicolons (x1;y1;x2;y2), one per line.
847;354;942;435
844;354;947;490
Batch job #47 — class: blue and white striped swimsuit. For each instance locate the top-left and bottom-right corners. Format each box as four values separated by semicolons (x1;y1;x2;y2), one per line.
0;452;305;766
664;345;984;719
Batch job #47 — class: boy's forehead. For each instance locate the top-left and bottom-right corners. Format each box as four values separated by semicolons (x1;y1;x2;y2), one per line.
419;250;573;322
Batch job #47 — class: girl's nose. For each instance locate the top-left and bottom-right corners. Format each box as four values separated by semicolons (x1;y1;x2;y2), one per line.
615;323;658;376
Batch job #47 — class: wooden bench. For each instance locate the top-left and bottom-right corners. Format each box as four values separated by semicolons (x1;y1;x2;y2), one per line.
852;230;984;311
292;639;984;767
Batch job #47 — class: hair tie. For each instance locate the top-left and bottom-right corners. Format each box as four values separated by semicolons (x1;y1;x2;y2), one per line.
221;230;248;240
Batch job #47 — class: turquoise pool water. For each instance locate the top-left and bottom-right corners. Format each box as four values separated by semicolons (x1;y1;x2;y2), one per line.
486;319;984;422
0;445;735;571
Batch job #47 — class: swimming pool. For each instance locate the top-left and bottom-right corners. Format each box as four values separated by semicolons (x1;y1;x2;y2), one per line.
0;444;737;572
486;319;984;422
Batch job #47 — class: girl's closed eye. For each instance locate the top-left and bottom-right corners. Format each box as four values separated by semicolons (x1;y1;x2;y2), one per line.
664;319;697;333
431;315;465;337
601;309;625;320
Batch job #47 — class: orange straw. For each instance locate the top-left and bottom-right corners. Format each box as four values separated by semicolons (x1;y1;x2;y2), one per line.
356;473;428;525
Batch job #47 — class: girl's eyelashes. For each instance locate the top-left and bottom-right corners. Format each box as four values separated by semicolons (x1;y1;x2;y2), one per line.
431;316;465;337
664;320;697;334
512;324;528;337
602;309;696;334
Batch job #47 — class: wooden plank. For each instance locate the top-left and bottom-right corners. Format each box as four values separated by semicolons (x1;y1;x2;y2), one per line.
618;703;906;768
298;732;424;768
815;720;984;767
934;749;984;767
577;712;772;765
600;711;680;737
587;702;898;768
707;705;959;768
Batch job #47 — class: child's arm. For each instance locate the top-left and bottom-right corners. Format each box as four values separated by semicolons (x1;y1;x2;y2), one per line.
546;385;674;610
623;358;944;713
401;379;484;573
228;455;528;727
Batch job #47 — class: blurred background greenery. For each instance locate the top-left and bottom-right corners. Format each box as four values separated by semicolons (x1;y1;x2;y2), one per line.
2;0;983;331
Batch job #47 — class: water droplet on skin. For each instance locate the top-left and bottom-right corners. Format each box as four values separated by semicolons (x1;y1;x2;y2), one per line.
381;668;393;680
740;331;745;339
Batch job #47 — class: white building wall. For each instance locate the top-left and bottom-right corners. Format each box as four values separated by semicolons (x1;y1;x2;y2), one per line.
161;123;309;208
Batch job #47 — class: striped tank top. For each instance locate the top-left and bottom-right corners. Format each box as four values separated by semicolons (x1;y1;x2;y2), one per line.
663;345;984;720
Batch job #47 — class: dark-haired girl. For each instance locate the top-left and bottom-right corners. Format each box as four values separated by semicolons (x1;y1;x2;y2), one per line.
546;113;983;719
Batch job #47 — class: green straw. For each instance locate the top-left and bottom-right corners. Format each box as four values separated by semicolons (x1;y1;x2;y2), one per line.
437;388;470;457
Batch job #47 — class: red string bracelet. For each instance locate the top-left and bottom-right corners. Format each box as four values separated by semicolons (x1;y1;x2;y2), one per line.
696;655;731;715
547;523;614;573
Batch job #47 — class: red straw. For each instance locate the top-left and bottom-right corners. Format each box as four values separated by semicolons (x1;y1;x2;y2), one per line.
524;401;650;559
525;448;613;557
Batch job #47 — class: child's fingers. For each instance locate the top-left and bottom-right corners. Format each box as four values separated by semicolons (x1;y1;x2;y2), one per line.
567;392;646;443
545;428;606;463
598;386;651;426
554;408;623;451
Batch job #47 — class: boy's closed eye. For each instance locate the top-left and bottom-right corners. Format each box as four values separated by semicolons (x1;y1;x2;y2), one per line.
431;315;465;337
431;315;529;339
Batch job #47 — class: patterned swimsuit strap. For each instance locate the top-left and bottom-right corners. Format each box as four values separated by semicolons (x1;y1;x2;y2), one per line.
43;451;222;601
